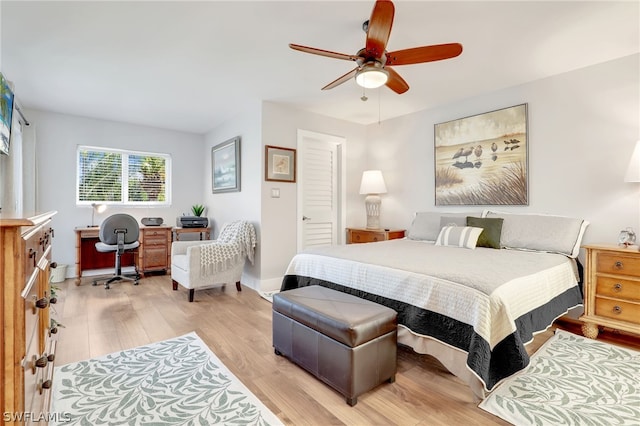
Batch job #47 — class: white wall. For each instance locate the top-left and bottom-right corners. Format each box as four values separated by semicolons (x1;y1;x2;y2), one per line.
203;101;263;289
29;109;205;277
364;54;640;248
259;102;368;291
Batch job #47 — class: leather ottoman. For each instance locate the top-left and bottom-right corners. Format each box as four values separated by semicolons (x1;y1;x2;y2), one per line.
272;285;397;406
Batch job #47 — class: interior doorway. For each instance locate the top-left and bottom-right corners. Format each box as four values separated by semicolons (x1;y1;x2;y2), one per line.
296;129;346;251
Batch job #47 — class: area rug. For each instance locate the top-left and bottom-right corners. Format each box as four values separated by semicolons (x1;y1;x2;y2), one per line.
259;290;279;303
51;332;283;426
479;329;640;425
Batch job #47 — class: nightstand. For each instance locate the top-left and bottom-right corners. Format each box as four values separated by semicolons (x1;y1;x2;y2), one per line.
346;228;405;244
580;244;640;339
138;225;172;275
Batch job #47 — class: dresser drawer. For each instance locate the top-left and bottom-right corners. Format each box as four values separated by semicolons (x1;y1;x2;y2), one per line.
23;227;44;287
596;252;640;276
596;276;640;302
595;297;640;323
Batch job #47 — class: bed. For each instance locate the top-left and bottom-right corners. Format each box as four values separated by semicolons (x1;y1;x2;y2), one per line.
281;211;587;399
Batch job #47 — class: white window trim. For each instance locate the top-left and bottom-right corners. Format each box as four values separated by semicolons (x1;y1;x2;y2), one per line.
76;145;172;207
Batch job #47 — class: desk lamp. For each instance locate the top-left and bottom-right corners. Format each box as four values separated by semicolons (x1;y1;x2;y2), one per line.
91;203;107;227
359;170;387;229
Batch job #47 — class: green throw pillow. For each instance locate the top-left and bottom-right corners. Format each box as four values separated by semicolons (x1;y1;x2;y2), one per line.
466;217;503;249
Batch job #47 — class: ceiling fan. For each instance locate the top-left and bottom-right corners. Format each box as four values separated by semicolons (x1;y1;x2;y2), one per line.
289;0;462;94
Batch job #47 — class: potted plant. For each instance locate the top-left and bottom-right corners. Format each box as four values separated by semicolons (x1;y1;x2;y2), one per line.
191;204;205;217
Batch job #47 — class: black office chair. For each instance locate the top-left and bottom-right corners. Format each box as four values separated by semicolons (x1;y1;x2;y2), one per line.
93;213;140;289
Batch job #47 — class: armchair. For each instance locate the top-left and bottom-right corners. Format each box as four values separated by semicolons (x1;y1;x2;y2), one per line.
171;220;256;302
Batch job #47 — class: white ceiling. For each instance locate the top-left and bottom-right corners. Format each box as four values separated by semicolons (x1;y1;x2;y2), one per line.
2;1;638;134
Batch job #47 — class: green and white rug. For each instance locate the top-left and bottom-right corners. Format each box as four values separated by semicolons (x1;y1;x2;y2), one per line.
479;329;640;425
51;332;283;426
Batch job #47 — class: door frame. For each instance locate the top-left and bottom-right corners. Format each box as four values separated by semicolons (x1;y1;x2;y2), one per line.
296;129;346;251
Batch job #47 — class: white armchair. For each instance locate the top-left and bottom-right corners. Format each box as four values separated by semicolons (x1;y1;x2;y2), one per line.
171;221;256;302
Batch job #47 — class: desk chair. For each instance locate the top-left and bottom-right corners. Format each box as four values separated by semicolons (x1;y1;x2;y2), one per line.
93;213;140;289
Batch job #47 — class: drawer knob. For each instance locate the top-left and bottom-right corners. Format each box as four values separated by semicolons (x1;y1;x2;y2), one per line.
38;379;52;394
47;353;55;362
35;355;48;368
613;283;623;292
35;297;49;309
614;261;624;269
612;305;622;314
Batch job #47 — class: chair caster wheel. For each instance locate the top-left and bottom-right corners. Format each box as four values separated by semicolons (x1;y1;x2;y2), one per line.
274;349;282;356
92;281;97;286
105;285;110;290
134;281;139;286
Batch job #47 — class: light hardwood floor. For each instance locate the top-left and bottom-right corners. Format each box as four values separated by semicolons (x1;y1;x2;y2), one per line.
51;275;636;426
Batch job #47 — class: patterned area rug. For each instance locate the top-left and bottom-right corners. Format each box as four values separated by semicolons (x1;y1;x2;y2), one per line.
479;329;640;425
51;332;283;426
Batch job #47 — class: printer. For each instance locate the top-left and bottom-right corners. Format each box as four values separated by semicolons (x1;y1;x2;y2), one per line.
177;216;209;228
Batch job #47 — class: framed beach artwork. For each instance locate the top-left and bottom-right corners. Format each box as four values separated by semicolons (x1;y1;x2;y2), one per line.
434;104;528;206
265;145;296;183
211;136;241;193
0;72;15;156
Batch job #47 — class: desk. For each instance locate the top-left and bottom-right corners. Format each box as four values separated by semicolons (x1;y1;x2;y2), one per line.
173;226;211;241
74;226;136;285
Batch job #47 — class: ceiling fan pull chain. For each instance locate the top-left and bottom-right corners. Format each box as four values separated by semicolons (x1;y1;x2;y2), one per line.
361;86;368;102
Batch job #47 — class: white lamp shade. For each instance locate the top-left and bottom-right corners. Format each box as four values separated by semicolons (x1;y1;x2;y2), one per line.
625;140;640;182
359;170;387;194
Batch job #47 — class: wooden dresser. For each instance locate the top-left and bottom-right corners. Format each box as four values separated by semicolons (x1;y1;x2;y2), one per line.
581;244;640;339
1;211;57;424
138;225;172;275
346;228;406;244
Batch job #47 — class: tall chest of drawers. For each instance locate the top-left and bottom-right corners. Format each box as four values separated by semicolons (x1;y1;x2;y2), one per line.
1;211;57;424
580;244;640;339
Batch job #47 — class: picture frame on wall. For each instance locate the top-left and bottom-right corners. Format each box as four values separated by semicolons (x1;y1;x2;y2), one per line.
434;103;528;206
211;136;241;193
265;145;296;183
0;72;15;156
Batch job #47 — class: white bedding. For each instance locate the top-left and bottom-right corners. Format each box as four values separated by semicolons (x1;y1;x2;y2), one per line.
282;239;583;394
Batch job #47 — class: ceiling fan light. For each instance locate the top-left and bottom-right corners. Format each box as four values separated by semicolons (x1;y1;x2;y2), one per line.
355;65;389;89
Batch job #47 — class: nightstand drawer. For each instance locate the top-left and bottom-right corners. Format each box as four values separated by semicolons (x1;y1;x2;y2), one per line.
595;297;640;323
596;276;640;302
596;252;640;276
351;230;385;243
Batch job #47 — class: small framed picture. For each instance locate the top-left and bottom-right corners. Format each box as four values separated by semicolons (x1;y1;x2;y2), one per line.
265;145;296;183
211;136;241;193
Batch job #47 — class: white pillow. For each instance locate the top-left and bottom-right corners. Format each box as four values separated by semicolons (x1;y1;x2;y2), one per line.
435;226;484;249
408;211;481;241
483;210;589;257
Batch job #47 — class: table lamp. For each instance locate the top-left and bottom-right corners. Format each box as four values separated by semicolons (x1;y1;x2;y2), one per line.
91;203;107;227
359;170;387;229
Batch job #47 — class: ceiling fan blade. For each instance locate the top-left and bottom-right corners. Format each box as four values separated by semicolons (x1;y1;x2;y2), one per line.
365;0;395;58
386;43;463;66
289;44;360;62
321;67;359;90
385;67;409;94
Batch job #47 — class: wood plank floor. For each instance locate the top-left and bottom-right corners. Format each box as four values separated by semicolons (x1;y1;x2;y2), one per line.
51;276;638;426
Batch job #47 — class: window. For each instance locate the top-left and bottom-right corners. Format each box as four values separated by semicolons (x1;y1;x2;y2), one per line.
77;146;171;206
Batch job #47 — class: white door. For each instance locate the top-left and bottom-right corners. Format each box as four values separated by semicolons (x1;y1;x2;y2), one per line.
297;130;345;251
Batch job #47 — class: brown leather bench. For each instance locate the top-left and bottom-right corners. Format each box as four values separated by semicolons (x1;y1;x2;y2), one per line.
272;285;397;406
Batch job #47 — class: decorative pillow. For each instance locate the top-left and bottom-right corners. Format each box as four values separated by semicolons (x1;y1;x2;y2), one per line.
408;211;481;242
483;210;589;257
466;216;503;249
435;226;484;249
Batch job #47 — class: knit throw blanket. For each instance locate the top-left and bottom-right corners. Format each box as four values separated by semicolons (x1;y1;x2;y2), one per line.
200;221;257;277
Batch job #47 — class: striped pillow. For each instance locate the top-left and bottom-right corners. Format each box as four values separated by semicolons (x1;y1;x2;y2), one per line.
435;226;484;249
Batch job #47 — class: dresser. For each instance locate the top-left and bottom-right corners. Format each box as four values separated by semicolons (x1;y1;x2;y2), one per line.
1;211;57;424
580;244;640;339
138;225;172;275
346;228;406;244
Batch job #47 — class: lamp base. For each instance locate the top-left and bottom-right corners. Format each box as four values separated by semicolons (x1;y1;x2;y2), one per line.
364;194;382;230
